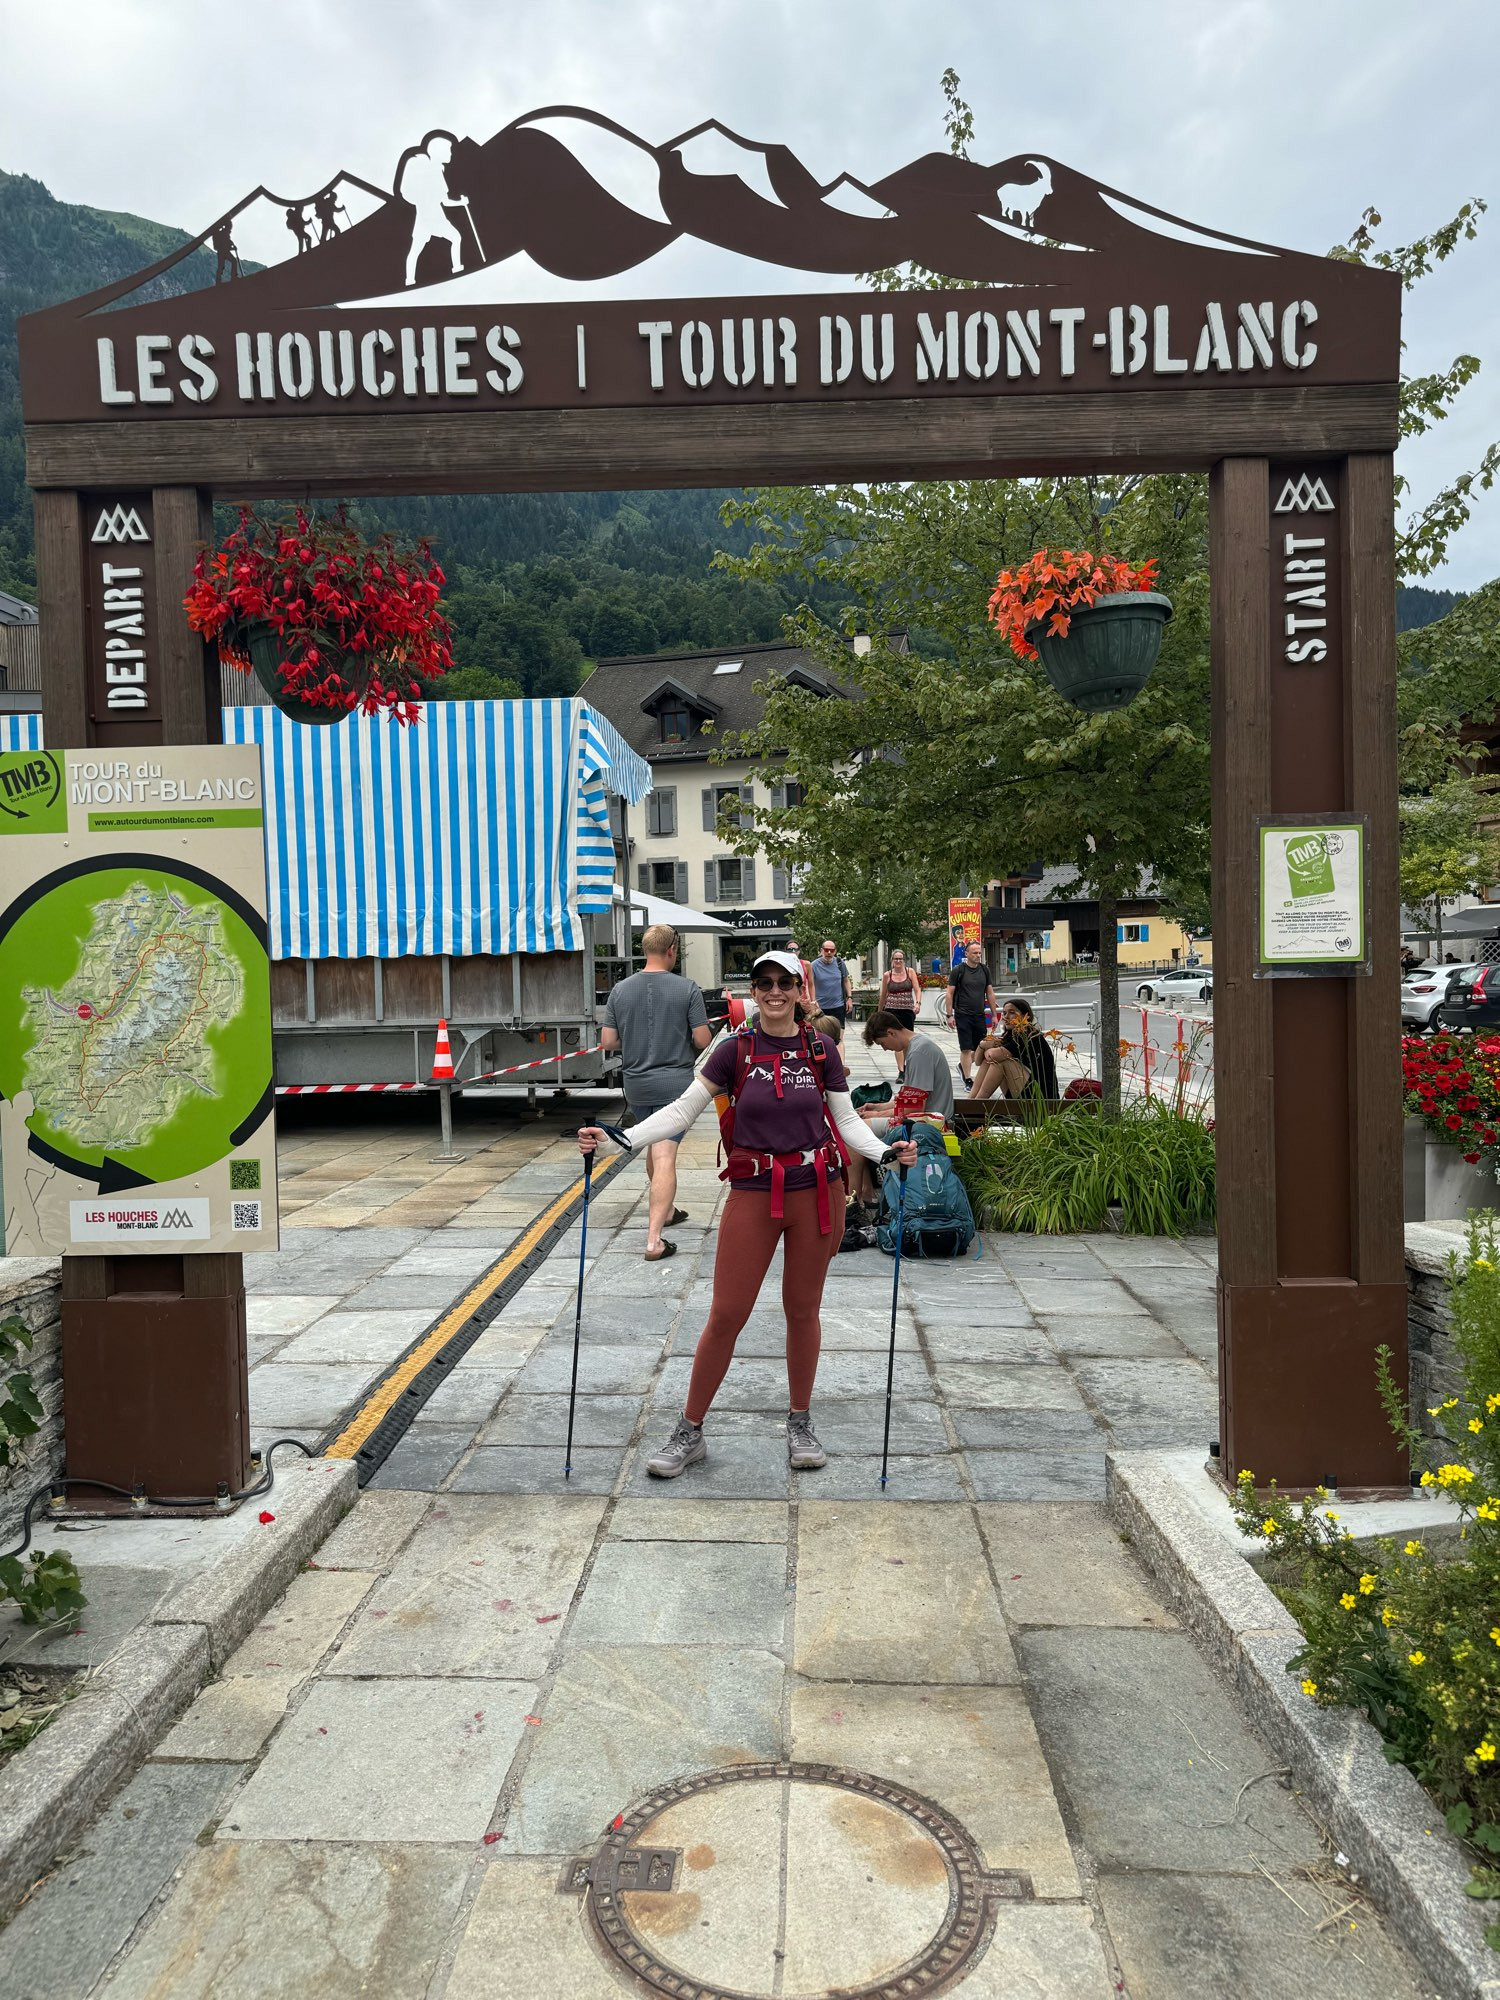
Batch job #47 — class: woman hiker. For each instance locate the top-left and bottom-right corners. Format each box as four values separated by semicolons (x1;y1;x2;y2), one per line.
876;949;921;1073
577;949;917;1478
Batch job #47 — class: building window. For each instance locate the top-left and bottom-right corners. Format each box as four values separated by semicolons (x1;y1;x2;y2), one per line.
650;861;679;899
1002;884;1021;908
647;788;677;837
1117;923;1149;943
781;780;805;808
703;857;757;905
659;705;691;743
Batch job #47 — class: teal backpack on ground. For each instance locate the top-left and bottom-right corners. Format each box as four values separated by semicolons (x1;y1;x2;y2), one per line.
876;1122;976;1259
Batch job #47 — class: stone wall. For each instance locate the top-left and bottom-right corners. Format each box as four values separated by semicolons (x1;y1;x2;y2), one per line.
1405;1222;1468;1438
0;1259;63;1539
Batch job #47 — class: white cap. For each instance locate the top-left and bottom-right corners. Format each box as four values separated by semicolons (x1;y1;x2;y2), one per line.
752;949;805;980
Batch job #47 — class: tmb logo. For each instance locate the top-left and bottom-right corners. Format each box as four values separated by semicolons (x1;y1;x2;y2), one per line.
159;1208;195;1230
0;751;65;834
1273;474;1334;515
91;503;150;544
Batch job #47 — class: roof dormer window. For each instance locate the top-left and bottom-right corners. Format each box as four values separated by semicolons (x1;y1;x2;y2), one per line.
659;705;692;743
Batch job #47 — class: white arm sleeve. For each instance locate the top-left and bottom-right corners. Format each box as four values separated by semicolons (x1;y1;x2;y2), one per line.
828;1089;893;1165
618;1078;715;1150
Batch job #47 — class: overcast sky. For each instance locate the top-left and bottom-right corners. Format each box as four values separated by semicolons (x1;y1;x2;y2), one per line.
5;0;1496;586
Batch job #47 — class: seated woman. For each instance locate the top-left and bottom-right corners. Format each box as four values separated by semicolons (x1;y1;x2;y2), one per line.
970;997;1060;1102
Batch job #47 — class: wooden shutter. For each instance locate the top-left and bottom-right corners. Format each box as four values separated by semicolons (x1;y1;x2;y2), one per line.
703;860;717;904
769;783;785;809
772;866;791;902
675;861;688;905
702;788;715;831
660;787;676;836
637;863;649;891
742;860;757;903
739;783;754;828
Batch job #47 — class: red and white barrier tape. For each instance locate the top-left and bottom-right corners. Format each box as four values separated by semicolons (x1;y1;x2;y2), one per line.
275;1007;742;1097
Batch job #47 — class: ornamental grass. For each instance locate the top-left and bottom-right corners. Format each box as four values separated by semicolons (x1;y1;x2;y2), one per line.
1232;1212;1500;1941
954;1100;1215;1236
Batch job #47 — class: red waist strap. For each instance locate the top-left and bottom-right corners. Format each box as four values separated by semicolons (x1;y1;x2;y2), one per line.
722;1140;845;1234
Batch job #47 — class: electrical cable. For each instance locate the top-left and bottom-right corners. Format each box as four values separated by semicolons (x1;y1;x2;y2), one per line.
0;1437;314;1565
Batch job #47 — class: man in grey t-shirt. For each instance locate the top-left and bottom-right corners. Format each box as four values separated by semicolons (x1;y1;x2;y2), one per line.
601;924;712;1260
842;1010;955;1214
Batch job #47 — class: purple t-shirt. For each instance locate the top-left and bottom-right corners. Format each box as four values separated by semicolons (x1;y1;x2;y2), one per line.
702;1028;849;1191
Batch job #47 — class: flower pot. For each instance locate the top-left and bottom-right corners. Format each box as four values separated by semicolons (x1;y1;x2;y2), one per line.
1027;591;1173;713
229;622;355;726
1423;1135;1499;1222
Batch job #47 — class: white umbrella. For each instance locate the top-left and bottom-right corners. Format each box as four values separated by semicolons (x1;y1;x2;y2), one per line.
612;884;732;932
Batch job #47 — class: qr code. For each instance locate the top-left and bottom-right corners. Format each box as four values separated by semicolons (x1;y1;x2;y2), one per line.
229;1158;262;1191
231;1200;262;1232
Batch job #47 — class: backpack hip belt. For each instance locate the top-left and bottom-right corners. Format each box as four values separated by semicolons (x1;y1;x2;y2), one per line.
722;1138;846;1234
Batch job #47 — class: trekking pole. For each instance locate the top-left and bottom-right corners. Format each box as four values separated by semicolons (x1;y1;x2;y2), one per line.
565;1122;633;1478
879;1140;911;1489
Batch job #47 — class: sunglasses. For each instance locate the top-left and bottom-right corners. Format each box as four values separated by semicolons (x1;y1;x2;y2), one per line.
753;974;800;991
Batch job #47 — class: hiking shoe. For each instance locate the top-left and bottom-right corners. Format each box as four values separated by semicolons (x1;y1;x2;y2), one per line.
647;1417;706;1479
787;1409;828;1470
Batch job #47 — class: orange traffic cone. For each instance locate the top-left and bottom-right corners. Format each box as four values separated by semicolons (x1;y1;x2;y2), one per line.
431;1019;455;1082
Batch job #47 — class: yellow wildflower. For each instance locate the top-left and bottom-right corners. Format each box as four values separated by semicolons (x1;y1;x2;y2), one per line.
1420;1471;1437;1488
1381;1606;1400;1627
1237;1468;1255;1486
1475;1257;1494;1272
1405;1540;1423;1555
1261;1518;1278;1537
1358;1574;1377;1595
1477;1501;1499;1522
1469;1418;1485;1435
1442;1398;1459;1410
1437;1464;1477;1488
1301;1678;1318;1697
1477;1741;1498;1763
1408;1650;1427;1667
1487;1393;1500;1414
1325;1510;1339;1522
1490;1627;1500;1647
1339;1593;1357;1610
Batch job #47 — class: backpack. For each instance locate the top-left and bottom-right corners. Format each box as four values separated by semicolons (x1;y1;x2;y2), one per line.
876;1120;976;1259
713;1024;849;1234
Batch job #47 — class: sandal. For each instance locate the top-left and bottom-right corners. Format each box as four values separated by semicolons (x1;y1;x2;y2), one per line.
670;1208;690;1224
644;1240;678;1262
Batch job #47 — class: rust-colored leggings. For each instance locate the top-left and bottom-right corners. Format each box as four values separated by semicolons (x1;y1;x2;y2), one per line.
684;1183;847;1422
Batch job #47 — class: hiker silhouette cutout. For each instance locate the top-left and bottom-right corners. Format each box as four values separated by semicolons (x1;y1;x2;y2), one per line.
397;131;483;286
285;203;312;254
210;218;241;283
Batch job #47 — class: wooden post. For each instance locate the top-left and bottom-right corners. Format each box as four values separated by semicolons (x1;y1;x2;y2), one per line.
35;484;252;1503
1212;454;1407;1492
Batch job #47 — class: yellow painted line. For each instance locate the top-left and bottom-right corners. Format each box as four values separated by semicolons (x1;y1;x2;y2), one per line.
324;1155;624;1461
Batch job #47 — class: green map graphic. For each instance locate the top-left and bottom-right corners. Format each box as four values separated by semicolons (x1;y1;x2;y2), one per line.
0;867;270;1181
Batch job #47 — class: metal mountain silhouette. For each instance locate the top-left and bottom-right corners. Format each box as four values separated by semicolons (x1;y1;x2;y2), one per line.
49;106;1320;323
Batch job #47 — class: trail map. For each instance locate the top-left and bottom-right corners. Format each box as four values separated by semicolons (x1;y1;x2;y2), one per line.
21;882;244;1151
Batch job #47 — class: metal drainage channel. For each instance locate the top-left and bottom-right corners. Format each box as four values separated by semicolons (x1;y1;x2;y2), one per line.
316;1150;628;1484
563;1761;1033;2000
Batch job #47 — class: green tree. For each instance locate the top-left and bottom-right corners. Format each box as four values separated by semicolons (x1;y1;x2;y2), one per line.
429;664;524;702
1399;775;1500;960
714;71;1497;1112
789;853;949;968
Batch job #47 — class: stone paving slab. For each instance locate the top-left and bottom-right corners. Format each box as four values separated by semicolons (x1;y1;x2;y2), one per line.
99;1841;472;2000
315;1487;430;1570
450;1445;625;1494
443;1859;620;1999
0;1760;240;2000
326;1494;604;1679
0;1562;173;1669
506;1643;785;1855
789;1681;1080;1897
155;1671;304;1761
1020;1626;1324;1875
1036;1312;1189;1358
1070;1357;1219;1449
481;1392;643;1447
273;1309;441;1364
570;1539;787;1648
936;1361;1093;1413
1095;1867;1429;2000
223;1675;536;1842
611;1499;788;1541
795;1503;1018;1685
977;1502;1178;1629
624;1433;792;1500
967;1451;1109;1502
367;1426;474;1490
949;1405;1106;1451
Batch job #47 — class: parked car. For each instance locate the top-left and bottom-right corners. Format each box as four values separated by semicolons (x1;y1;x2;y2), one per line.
1401;965;1456;1030
1436;962;1500;1032
1136;967;1213;1004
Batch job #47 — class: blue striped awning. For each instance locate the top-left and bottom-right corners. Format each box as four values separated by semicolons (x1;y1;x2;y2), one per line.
0;713;43;754
2;701;648;960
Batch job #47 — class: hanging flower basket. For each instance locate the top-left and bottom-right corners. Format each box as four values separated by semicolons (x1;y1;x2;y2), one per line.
185;507;452;726
987;548;1171;714
1027;591;1174;713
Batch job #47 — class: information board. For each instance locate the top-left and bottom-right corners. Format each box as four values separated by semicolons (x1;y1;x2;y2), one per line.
0;744;278;1255
1257;818;1367;971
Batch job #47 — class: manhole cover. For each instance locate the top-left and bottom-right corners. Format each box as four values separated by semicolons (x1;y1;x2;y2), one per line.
566;1761;1030;1999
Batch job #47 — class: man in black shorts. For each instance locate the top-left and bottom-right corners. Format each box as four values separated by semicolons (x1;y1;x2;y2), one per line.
945;941;997;1090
